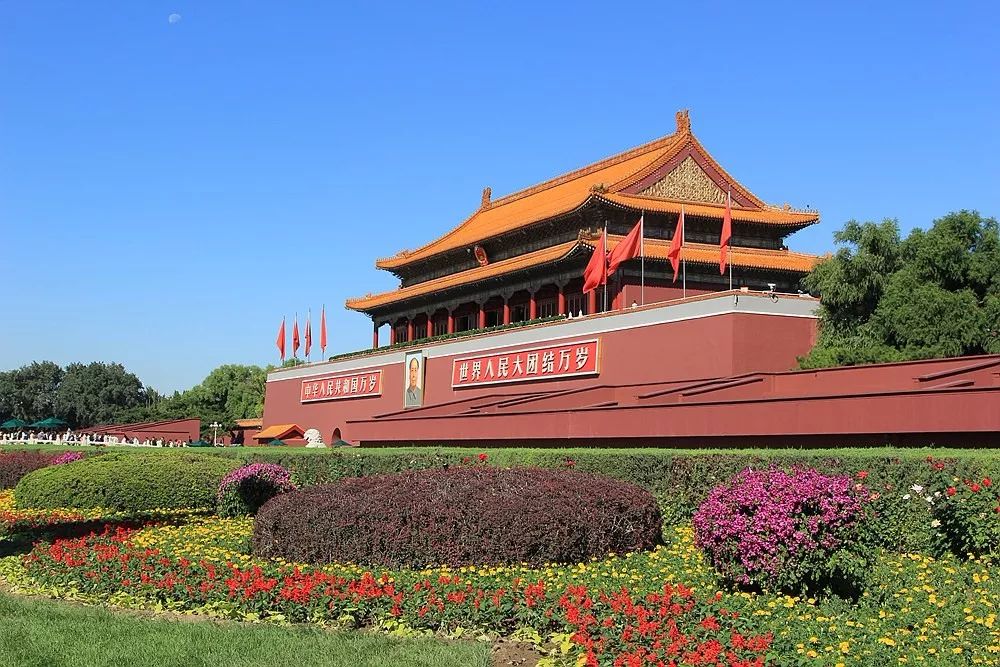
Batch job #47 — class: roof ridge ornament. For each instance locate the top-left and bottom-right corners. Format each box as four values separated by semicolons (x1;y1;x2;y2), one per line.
481;186;492;209
675;109;691;134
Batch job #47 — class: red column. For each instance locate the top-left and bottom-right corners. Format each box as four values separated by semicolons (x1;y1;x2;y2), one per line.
478;305;487;329
502;299;511;325
426;313;433;338
447;310;455;334
588;290;597;315
529;292;538;320
406;318;414;342
372;322;379;349
557;287;566;316
390;323;397;345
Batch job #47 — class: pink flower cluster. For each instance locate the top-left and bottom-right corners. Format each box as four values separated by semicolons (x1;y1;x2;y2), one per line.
51;451;85;466
218;464;295;498
692;468;867;589
217;463;296;517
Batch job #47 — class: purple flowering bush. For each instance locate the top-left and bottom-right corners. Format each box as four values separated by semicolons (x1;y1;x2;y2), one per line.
51;451;85;466
217;463;296;518
693;467;871;594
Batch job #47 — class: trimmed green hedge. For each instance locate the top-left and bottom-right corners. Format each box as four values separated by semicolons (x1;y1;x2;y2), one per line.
221;446;1000;553
14;452;239;513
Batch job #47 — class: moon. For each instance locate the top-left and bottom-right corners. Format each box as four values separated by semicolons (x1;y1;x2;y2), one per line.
168;13;182;24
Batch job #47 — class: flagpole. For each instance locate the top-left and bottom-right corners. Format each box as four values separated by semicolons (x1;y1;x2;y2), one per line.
603;221;608;313
727;189;733;292
640;211;645;306
681;205;687;299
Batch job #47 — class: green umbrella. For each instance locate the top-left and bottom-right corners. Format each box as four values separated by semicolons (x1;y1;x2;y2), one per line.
1;418;27;429
29;417;68;429
267;439;287;447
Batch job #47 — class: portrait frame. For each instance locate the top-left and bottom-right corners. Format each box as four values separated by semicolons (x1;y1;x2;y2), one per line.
403;350;425;409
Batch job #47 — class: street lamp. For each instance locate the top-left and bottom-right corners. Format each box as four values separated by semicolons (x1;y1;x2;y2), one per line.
210;421;222;446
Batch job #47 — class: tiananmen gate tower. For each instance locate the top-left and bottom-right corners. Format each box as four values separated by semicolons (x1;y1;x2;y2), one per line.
262;112;1000;447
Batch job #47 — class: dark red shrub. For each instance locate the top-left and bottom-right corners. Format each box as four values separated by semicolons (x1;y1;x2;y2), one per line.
0;451;60;489
252;466;662;568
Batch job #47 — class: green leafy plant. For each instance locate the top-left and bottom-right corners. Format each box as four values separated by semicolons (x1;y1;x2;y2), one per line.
14;452;238;512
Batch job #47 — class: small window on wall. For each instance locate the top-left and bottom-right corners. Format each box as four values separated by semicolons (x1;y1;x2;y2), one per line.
512;304;527;322
432;318;447;336
567;294;586;316
538;300;556;318
486;309;501;327
393;323;408;342
457;314;472;332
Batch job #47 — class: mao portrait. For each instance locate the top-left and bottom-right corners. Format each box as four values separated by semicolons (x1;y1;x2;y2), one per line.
403;351;424;408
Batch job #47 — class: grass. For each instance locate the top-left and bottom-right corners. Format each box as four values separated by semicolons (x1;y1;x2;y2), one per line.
0;592;490;667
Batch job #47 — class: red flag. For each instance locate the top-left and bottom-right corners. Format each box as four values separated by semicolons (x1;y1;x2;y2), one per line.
320;305;327;354
607;215;643;275
304;311;312;357
292;316;301;357
668;207;684;282
720;189;732;275
582;230;608;293
276;318;286;361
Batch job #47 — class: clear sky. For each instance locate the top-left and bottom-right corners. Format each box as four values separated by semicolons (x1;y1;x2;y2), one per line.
2;2;998;392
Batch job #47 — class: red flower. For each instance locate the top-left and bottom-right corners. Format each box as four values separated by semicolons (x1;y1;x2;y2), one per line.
970;483;981;492
946;487;957;496
477;453;488;462
856;471;869;480
983;478;992;488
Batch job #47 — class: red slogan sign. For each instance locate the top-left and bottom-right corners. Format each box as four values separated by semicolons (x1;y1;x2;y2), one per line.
300;370;383;403
451;339;600;388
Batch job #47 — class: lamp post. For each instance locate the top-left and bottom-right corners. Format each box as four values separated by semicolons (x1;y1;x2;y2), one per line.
210;421;222;447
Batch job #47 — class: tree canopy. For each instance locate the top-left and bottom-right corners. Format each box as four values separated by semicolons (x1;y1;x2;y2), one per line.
0;360;271;435
801;210;1000;368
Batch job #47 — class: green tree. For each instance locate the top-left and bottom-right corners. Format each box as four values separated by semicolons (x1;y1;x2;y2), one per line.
127;363;268;438
53;362;148;428
1;361;65;423
802;210;1000;368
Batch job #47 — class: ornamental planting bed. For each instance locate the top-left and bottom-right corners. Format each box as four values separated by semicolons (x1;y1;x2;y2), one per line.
0;449;997;667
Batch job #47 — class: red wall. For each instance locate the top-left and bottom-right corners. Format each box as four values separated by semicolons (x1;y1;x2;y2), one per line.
263;306;818;444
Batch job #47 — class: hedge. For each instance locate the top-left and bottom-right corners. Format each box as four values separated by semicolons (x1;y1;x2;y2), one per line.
253;466;662;567
0;451;62;489
229;446;1000;554
6;445;999;552
14;452;239;513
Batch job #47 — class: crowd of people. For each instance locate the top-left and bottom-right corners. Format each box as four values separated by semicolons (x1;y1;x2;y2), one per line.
0;429;203;448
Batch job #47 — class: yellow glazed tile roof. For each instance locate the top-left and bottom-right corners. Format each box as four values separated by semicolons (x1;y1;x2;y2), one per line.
376;111;818;271
348;241;580;311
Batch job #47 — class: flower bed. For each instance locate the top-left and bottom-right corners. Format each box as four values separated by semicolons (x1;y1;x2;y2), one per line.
0;490;207;538
9;515;999;666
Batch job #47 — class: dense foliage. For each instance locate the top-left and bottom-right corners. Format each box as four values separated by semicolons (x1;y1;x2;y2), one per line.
217;463;296;517
0;451;62;489
252;465;662;568
14;452;238;512
0;360;274;437
693;468;871;594
802;210;1000;367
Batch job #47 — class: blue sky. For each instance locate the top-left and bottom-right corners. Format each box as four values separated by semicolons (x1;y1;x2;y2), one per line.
2;2;998;392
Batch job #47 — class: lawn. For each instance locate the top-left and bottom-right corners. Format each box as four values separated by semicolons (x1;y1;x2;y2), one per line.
0;592;490;667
